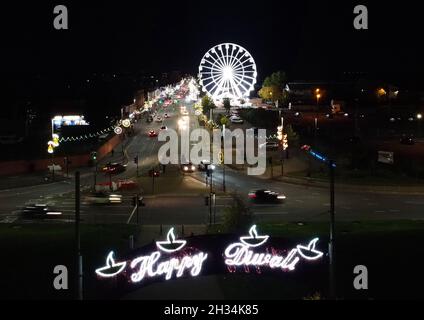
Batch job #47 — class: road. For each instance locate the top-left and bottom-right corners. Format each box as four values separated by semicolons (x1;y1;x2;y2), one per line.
1;89;423;224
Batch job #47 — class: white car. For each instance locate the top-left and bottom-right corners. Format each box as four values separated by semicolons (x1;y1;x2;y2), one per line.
230;116;244;124
85;192;122;205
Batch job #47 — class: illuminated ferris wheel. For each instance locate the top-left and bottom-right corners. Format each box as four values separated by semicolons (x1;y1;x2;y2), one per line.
198;43;257;101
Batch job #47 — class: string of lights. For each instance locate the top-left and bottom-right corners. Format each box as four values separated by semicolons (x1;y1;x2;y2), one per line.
59;125;117;143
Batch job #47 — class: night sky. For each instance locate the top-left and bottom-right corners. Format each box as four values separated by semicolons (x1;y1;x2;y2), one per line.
1;0;423;82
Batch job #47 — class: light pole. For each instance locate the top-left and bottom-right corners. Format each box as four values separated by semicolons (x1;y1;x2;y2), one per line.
315;90;321;141
329;159;336;300
417;113;423;137
75;171;83;300
48;142;55;181
207;164;213;225
301;145;336;299
222;124;226;192
278;117;287;177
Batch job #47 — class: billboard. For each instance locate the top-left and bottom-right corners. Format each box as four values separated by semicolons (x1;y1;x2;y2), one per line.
52;115;89;130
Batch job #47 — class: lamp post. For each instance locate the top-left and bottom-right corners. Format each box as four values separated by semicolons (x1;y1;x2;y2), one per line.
47;141;55;181
329;159;336;300
75;171;83;300
301;145;336;299
277;117;286;177
315;89;321;141
222;124;226;192
417;113;423;137
206;163;214;225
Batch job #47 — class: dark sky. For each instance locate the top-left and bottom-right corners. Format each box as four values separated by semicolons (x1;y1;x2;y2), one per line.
1;0;423;81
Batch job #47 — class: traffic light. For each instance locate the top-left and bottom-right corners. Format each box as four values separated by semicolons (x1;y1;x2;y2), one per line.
91;151;97;161
134;155;138;164
301;145;311;152
282;134;288;151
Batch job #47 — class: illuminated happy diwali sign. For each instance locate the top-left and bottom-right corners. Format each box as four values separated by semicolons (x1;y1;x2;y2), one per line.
96;228;208;283
95;226;324;284
224;225;323;271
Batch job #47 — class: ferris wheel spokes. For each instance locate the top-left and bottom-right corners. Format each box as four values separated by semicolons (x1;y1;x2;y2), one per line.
199;43;257;102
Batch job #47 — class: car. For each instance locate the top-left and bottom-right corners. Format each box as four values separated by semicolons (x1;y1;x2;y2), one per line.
148;130;158;137
230;117;244;124
400;135;415;145
248;189;286;203
146;116;153;123
85;192;123;205
20;204;62;219
102;163;126;174
181;162;196;173
160;126;168;131
155;117;163;122
198;160;216;172
164;113;170;118
260;141;280;151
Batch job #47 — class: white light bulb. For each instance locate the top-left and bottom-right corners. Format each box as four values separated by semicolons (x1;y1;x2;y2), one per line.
222;67;234;80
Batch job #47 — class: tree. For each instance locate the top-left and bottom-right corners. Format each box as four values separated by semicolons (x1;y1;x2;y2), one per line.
223;98;231;113
260;71;288;105
201;95;216;119
220;115;230;127
259;85;282;102
263;71;287;88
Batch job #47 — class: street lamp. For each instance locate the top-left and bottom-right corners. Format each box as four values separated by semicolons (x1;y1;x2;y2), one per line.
315;90;321;142
417;113;423;137
48;141;55;180
222;124;226;192
316;93;321;104
301;145;336;299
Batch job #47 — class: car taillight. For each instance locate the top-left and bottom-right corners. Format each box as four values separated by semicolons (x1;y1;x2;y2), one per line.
248;193;256;199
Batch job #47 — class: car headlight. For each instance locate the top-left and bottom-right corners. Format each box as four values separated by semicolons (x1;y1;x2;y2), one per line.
184;166;188;171
210;165;216;170
277;195;286;200
46;212;63;216
191;166;195;171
